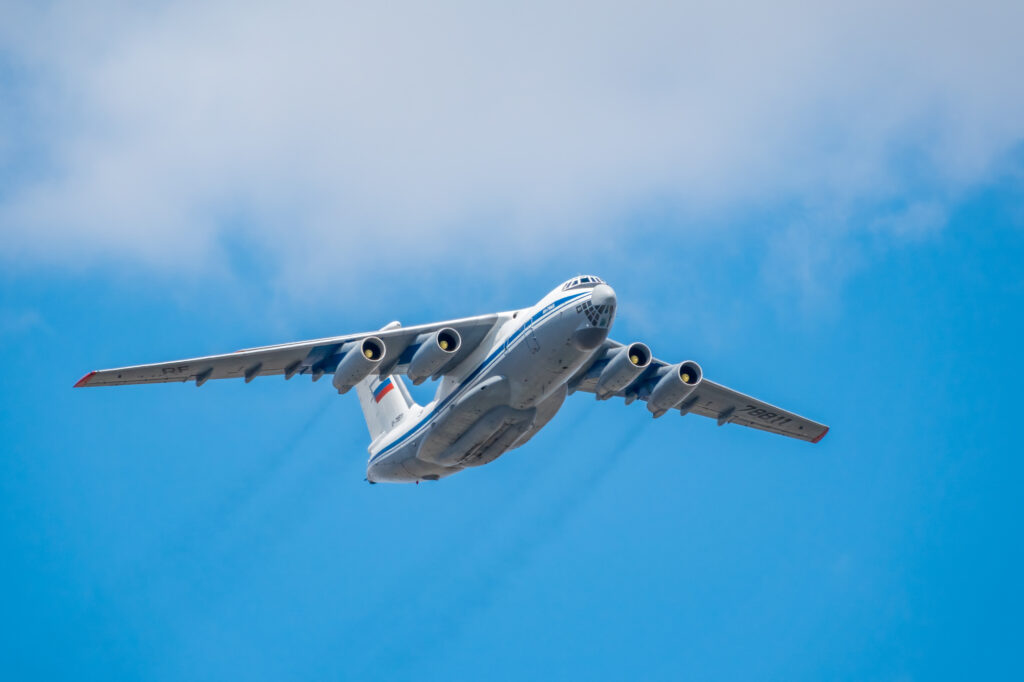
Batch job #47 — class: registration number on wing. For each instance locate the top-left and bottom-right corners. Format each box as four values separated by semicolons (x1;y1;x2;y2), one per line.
737;404;792;426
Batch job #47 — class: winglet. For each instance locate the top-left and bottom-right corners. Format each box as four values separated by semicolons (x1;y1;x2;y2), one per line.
811;426;829;444
74;370;97;388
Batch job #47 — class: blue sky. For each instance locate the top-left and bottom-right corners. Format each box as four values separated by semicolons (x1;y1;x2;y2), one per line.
3;2;1023;680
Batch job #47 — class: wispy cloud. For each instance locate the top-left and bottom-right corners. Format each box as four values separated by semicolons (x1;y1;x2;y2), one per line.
0;308;48;339
1;1;1021;297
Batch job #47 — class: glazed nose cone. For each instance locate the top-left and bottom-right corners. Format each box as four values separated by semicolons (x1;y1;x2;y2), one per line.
571;283;617;351
590;283;616;308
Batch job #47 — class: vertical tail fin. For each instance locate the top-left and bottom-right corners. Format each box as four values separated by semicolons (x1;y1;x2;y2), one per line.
355;374;418;442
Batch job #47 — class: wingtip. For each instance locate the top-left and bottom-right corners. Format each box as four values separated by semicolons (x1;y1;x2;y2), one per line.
74;370;97;388
811;426;829;444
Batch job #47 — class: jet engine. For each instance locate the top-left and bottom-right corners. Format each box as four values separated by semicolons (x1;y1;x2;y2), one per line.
407;328;462;385
595;342;651;399
647;361;702;416
332;336;386;394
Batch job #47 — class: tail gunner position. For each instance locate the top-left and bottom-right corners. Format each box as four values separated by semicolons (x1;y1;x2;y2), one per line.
75;276;828;483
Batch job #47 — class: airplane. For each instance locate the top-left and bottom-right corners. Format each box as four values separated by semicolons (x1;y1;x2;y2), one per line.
75;276;828;483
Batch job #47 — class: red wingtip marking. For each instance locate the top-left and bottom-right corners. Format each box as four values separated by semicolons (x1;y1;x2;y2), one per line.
74;371;97;388
811;426;829;444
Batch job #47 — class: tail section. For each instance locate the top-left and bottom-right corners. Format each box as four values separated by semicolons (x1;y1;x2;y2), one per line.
356;374;418;442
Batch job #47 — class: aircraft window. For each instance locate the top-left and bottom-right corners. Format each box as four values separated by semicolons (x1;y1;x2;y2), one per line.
562;275;606;291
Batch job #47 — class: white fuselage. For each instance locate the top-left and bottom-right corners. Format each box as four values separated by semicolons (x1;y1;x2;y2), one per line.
366;282;616;482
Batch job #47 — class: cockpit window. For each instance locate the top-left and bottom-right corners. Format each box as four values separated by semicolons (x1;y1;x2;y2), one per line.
561;275;604;291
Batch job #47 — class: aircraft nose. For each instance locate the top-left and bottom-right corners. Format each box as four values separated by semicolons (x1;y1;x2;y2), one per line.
590;283;616;308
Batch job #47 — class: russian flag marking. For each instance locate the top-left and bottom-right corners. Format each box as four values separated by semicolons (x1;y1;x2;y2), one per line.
373;378;394;403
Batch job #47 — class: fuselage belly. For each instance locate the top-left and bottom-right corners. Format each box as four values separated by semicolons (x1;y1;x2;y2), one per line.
366;283;615;483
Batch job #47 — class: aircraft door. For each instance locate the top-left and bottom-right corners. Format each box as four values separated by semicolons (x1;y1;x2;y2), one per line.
525;320;540;354
507;318;540;354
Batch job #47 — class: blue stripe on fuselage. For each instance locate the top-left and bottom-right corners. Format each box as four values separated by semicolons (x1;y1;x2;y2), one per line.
369;292;588;463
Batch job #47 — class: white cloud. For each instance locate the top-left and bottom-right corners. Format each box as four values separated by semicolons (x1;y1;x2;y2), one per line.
1;0;1022;296
0;308;48;339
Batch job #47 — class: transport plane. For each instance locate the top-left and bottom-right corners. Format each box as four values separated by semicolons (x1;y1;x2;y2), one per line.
75;276;828;483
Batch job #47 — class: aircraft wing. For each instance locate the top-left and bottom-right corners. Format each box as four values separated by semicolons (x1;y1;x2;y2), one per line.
568;340;829;443
74;313;502;388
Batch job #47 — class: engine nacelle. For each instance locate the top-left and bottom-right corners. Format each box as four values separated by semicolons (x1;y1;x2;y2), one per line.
647;361;702;417
595;342;651;399
407;328;461;385
332;336;386;394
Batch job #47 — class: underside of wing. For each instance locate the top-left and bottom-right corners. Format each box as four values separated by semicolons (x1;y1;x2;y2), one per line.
681;380;829;442
568;340;829;443
75;313;503;389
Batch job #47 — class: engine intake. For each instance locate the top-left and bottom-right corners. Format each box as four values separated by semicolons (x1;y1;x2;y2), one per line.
408;328;462;385
332;336;386;394
647;360;702;417
595;342;651;399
